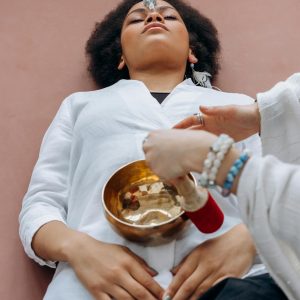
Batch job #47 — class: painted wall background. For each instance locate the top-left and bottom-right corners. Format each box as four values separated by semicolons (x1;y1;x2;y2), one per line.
0;0;299;298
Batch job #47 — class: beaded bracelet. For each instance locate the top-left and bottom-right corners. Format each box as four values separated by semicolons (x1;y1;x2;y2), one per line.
221;150;251;197
198;134;234;188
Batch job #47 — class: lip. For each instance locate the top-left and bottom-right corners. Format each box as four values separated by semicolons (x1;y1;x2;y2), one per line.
142;22;168;33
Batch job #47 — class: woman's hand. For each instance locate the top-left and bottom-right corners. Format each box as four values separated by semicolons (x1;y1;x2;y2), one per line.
143;129;217;181
163;224;256;300
174;104;260;141
66;234;164;300
33;221;163;299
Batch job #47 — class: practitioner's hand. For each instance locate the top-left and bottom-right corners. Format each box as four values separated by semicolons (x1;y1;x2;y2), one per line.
174;104;260;141
67;234;163;300
143;129;217;181
163;224;256;300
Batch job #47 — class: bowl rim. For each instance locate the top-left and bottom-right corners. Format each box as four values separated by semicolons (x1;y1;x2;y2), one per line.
101;159;188;229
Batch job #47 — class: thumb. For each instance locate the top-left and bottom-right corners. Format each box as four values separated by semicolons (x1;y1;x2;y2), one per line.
199;105;223;115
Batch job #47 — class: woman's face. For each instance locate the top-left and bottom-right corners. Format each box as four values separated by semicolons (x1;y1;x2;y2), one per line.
119;0;190;71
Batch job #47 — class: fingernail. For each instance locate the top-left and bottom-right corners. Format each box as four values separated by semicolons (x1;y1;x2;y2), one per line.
163;294;172;300
148;267;158;276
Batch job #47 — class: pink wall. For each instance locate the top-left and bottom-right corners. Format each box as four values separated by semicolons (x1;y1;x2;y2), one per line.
0;0;299;299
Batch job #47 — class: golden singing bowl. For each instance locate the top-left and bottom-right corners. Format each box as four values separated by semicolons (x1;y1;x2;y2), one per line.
102;160;195;245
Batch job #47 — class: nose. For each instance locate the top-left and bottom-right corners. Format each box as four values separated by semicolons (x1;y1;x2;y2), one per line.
145;11;164;24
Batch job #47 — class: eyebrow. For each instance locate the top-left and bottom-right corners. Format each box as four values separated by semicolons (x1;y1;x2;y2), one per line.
127;6;176;17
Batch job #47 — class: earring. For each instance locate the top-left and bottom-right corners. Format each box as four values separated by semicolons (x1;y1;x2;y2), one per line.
190;63;212;88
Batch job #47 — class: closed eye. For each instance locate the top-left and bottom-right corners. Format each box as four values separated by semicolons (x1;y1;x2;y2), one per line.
164;15;177;20
129;19;144;24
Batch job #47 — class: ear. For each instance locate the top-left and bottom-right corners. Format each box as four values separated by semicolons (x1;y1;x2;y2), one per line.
188;49;198;64
118;56;126;70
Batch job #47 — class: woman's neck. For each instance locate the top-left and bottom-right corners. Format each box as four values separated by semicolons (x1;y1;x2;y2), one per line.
129;68;186;92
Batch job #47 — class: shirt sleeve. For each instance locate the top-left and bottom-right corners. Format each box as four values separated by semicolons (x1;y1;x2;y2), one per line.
19;97;73;268
257;73;300;163
237;73;300;299
237;155;300;300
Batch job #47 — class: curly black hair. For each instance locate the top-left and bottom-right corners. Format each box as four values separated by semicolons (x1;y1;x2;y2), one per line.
86;0;220;88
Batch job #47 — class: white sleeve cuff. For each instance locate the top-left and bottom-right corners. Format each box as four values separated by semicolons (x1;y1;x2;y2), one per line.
20;216;67;268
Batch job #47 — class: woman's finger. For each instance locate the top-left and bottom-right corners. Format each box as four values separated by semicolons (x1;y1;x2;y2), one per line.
120;273;161;300
190;274;223;300
173;114;204;129
170;256;187;275
105;284;135;300
123;246;158;276
212;274;233;286
189;273;233;300
95;292;111;300
171;268;212;300
190;125;206;131
200;105;228;115
130;262;164;299
164;259;197;299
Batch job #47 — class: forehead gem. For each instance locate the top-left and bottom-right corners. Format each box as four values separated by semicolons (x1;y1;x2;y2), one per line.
143;0;157;10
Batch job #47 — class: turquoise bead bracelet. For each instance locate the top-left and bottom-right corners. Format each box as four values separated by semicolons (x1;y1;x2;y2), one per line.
221;150;250;197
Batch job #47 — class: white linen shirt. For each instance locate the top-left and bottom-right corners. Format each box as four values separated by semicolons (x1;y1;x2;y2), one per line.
19;79;265;299
238;73;300;300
